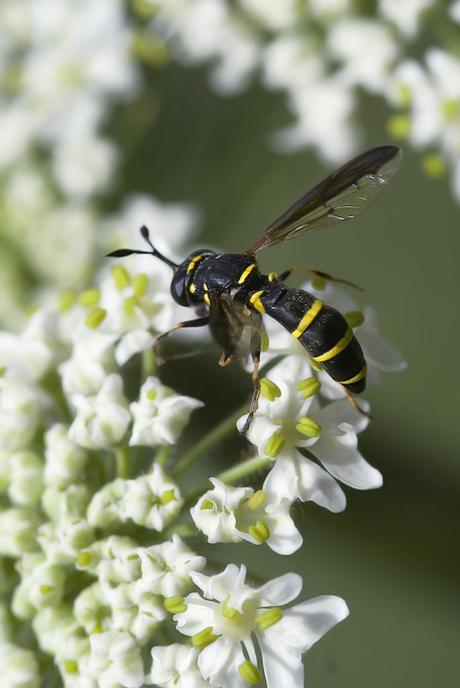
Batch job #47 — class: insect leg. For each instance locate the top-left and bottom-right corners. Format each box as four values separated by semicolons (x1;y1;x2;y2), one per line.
240;327;262;436
278;266;363;292
154;316;209;364
344;388;372;420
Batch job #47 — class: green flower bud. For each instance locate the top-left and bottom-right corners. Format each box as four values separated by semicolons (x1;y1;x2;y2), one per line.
59;290;76;313
345;310;365;328
191;626;218;650
422;153;446;179
111;265;131;289
248;520;270;543
260;378;281;402
239;660;262;685
85;308;106;329
133;273;149;297
79;288;100;307
164;596;187;614
386;114;410;139
246;490;266;511
296;416;321;437
255;607;283;630
297;377;321;398
265;431;285;459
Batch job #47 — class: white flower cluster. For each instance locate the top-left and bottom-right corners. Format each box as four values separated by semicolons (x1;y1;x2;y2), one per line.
0;0;197;326
147;0;460;199
0;223;405;687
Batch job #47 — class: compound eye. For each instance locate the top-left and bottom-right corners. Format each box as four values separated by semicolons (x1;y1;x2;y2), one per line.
170;273;188;306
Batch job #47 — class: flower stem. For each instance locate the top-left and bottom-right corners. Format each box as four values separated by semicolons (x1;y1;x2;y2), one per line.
217;455;272;485
142;347;156;377
155;445;172;468
115;445;130;479
173;402;247;476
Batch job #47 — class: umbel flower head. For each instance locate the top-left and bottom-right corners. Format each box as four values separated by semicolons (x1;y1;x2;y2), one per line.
173;564;349;688
0;212;405;687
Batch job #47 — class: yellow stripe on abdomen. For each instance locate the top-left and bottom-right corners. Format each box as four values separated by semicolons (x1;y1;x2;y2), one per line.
338;364;367;386
312;327;353;363
291;299;324;339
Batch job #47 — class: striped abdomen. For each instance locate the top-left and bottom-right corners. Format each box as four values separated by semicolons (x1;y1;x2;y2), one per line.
253;282;366;393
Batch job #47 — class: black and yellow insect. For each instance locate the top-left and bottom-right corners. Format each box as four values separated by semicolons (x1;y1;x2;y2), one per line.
108;145;402;432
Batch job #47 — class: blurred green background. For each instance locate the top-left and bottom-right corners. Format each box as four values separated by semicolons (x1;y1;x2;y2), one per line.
110;62;459;687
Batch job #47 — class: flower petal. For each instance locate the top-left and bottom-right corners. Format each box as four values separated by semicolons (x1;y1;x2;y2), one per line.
257;573;302;607
264;452;346;512
310;425;382;489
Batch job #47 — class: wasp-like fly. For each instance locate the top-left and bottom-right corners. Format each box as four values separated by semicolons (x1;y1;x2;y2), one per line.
108;145;402;433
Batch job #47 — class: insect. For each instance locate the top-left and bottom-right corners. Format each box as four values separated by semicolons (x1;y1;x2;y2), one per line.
108;145;402;433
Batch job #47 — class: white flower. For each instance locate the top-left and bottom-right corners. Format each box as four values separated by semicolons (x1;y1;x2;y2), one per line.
13;553;66;618
59;337;115;401
175;564;349;688
0;310;59;383
0;642;40;688
44;424;88;488
309;0;351;18
42;483;91;524
84;264;180;359
191;478;302;555
122;463;183;531
52;133;117;198
238;356;382;511
7;450;43;506
79;535;140;583
451;0;460;22
74;582;112;635
135;534;206;598
106;192;198;258
274;77;357;162
262;36;323;94
326;19;398;93
148;644;211;688
239;0;298;30
0;378;46;451
0;507;41;557
378;0;434;38
130;376;203;447
152;0;259;94
68;374;131;449
87;479;126;529
37;518;94;565
88;630;144;688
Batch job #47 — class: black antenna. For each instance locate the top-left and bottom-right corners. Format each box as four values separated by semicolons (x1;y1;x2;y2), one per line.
106;225;178;269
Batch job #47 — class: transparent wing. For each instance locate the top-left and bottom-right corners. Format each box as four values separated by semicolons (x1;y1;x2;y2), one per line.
246;145;402;255
208;292;263;363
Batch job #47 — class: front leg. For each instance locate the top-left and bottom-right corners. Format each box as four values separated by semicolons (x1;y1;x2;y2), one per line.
240;326;262;436
154;316;209;364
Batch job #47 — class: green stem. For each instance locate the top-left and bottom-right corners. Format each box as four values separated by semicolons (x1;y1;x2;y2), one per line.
115;445;130;479
173;402;247;476
217;455;272;485
164;522;199;539
142;347;156;377
155;445;172;468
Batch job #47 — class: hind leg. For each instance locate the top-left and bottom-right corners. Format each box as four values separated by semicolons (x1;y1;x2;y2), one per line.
278;266;363;292
343;388;372;420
